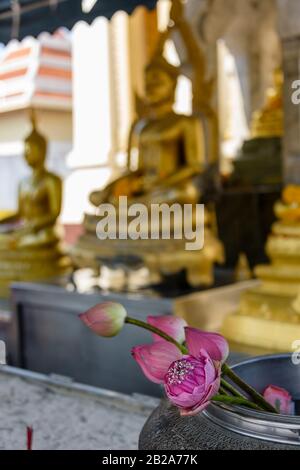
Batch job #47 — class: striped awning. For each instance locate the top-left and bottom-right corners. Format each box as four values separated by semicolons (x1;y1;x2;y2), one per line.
0;0;158;44
0;30;73;112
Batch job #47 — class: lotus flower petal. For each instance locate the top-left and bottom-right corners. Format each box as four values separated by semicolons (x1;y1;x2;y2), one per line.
132;341;181;384
147;315;187;344
185;327;229;363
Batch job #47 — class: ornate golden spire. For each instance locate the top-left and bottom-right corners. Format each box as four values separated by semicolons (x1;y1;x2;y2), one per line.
251;68;283;139
234;253;252;282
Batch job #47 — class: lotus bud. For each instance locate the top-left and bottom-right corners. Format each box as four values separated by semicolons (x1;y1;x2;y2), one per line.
79;302;127;337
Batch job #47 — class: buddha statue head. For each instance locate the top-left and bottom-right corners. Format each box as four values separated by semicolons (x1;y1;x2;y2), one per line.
145;53;179;107
24;111;47;169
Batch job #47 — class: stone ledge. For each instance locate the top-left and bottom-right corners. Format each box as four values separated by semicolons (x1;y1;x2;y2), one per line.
0;366;158;450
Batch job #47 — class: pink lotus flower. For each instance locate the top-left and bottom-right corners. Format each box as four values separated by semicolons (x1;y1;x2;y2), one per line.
132;324;229;416
79;302;127;337
263;385;293;415
147;315;187;344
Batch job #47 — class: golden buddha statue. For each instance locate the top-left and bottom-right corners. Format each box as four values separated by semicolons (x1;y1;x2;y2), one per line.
73;0;224;288
222;185;300;351
0;112;71;296
251;68;283;139
89;54;203;209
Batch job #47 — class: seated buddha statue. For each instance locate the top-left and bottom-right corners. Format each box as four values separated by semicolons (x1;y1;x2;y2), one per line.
0;112;71;296
222;185;300;352
231;68;283;186
73;1;224;289
89;53;203;210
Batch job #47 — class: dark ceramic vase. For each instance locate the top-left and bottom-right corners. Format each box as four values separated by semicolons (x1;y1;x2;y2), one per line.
139;355;300;450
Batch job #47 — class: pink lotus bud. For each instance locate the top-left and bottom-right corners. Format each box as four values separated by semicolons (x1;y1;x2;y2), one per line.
263;385;293;415
165;350;221;416
79;302;127;337
147;315;187;344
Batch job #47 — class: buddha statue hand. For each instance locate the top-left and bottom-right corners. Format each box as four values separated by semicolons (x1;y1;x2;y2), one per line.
89;171;144;207
89;188;110;207
8;223;32;246
0;229;22;250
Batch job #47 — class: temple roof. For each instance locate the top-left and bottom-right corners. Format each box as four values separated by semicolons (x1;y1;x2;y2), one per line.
0;29;72;112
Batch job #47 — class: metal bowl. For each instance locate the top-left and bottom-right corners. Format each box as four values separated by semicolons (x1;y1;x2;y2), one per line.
204;354;300;446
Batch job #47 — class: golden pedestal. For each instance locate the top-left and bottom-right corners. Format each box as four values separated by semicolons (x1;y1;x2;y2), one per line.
222;186;300;352
0;243;72;297
222;287;300;352
72;223;224;288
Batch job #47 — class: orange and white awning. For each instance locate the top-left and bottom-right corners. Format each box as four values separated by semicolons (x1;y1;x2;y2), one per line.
0;29;72;112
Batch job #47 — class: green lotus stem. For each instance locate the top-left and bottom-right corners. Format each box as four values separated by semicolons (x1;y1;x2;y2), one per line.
125;317;188;355
222;363;278;414
212;394;263;412
221;378;248;400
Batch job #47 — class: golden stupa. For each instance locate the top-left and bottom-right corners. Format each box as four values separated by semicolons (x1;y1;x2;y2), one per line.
72;0;224;288
0;112;72;296
251;68;283;139
223;185;300;351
